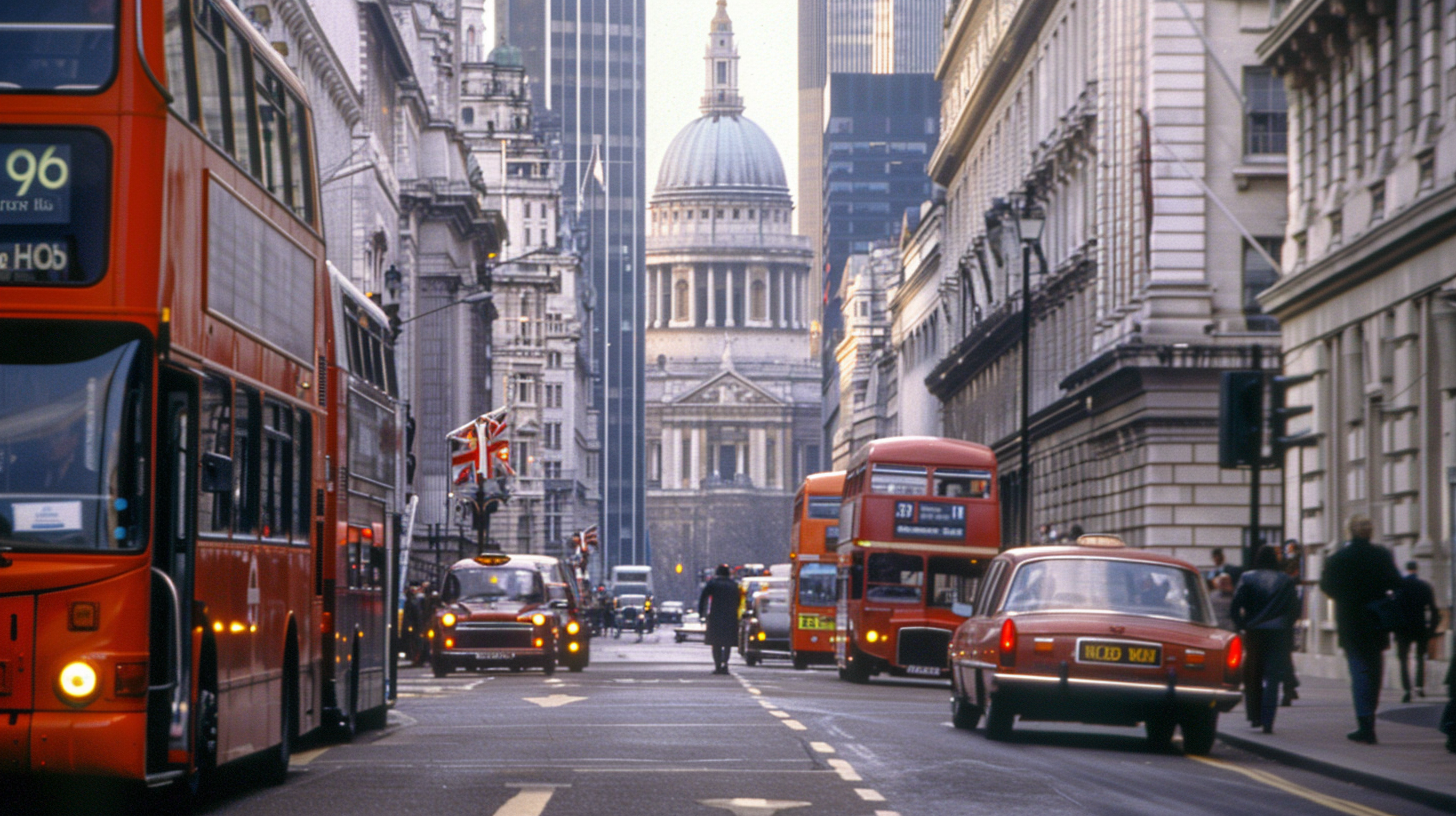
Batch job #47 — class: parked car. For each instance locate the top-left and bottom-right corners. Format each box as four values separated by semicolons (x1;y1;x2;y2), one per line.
738;587;792;665
658;600;686;625
948;535;1243;754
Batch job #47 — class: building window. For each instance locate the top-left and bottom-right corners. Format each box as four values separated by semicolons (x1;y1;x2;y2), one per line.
1244;67;1287;155
461;107;474;125
515;375;537;404
750;280;766;320
1243;237;1282;331
674;279;690;320
545;422;562;450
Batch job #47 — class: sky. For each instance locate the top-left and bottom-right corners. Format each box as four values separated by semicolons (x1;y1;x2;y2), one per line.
644;0;800;213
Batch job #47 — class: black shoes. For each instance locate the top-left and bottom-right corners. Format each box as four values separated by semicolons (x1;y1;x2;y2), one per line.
712;665;728;675
1347;715;1377;744
1401;692;1411;703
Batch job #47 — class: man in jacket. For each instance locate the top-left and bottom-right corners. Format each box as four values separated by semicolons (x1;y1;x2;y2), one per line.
1318;515;1403;744
1394;561;1441;702
1232;545;1299;733
699;564;742;674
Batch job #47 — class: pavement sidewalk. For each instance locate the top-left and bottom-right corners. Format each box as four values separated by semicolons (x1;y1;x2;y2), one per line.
1216;673;1455;811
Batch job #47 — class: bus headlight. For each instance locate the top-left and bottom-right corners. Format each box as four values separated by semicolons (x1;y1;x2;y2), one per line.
865;630;880;644
568;641;580;653
441;612;457;628
532;614;547;626
58;661;98;702
566;621;580;635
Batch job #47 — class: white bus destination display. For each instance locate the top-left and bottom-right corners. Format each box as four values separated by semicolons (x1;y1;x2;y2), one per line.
893;500;967;540
0;144;71;224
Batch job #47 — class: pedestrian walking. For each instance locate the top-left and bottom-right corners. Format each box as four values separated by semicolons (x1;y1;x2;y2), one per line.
1231;545;1299;734
1393;561;1440;703
1318;515;1403;744
698;564;741;674
1280;540;1304;706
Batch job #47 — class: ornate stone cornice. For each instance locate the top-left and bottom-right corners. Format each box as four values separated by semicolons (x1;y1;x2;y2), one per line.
271;0;362;128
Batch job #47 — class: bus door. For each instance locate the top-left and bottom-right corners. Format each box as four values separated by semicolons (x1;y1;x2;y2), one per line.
153;365;200;772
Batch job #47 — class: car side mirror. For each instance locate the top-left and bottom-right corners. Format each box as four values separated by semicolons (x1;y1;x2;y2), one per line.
549;599;569;609
951;601;975;618
200;451;232;492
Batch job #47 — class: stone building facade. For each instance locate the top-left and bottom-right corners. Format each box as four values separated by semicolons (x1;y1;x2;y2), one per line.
927;0;1289;557
644;2;820;603
831;243;901;467
1259;0;1455;670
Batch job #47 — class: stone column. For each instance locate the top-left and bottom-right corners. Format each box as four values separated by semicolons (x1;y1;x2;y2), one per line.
690;428;701;490
726;266;737;327
779;267;788;327
750;428;765;487
707;265;717;327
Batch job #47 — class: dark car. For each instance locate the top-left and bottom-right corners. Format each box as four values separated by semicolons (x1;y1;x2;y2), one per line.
657;600;686;625
739;587;792;665
430;554;560;677
948;536;1243;754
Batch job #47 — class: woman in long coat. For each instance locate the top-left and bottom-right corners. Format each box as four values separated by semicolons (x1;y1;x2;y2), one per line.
699;565;742;674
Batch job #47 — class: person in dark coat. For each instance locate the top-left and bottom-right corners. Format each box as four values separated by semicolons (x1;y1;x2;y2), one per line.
1231;545;1299;733
1318;515;1403;744
699;564;742;674
1393;561;1440;702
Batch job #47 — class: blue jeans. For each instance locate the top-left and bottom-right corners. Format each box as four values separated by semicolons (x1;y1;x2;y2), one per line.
1346;647;1384;719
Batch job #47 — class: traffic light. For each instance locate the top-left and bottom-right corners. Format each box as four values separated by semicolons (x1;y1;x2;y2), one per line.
1218;371;1263;468
1269;373;1317;460
404;411;417;485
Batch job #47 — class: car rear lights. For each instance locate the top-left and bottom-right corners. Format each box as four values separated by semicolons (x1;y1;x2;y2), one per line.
1225;635;1243;681
999;619;1017;667
115;662;147;697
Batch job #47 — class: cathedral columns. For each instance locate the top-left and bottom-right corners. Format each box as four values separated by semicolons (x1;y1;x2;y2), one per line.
690;428;702;490
779;267;788;328
707;265;717;326
750;428;765;487
725;266;737;327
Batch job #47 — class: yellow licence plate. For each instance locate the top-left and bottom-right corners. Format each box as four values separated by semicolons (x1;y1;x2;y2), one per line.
797;614;834;630
1078;640;1161;666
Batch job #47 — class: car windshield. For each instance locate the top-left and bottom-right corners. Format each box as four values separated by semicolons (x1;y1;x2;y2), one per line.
0;324;148;552
0;1;117;92
797;562;836;606
1001;558;1213;624
449;567;543;604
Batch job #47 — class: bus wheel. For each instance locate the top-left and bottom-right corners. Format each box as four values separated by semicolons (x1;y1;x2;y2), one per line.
842;654;871;684
983;694;1014;741
792;653;809;671
744;652;760;667
261;674;292;786
951;693;981;730
543;657;557;676
431;659;451;678
187;686;219;798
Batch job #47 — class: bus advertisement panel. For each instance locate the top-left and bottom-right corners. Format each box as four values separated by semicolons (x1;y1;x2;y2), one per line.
834;437;999;683
788;471;844;670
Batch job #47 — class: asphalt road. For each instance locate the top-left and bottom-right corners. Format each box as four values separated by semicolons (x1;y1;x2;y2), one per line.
17;634;1448;815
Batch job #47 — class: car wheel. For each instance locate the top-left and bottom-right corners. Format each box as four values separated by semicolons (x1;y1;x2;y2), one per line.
842;648;872;684
745;652;760;667
543;657;556;676
1145;714;1177;750
431;659;451;678
983;694;1014;740
951;693;981;731
792;653;809;671
675;633;686;643
1180;709;1218;755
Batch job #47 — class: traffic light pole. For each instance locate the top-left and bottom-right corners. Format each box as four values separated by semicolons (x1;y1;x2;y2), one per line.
1245;344;1261;570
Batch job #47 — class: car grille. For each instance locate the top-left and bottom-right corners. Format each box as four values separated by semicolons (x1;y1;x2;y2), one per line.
897;627;951;668
454;622;533;649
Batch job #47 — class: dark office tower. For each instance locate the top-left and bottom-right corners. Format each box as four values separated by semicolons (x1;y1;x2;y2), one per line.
498;0;648;573
800;0;942;341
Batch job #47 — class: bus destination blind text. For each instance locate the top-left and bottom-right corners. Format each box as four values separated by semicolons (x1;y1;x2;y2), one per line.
893;501;966;540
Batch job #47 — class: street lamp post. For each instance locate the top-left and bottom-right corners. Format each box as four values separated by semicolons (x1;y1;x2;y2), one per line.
1009;195;1045;546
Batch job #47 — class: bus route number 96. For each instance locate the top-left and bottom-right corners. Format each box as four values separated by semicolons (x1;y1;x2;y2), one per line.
1;144;72;225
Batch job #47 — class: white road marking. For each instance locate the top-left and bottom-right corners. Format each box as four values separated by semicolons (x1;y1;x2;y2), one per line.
490;787;556;816
289;747;329;767
768;710;790;718
522;694;587;708
875;811;901;816
782;720;807;731
826;759;860;781
758;699;776;708
855;789;886;802
747;688;761;695
809;742;835;754
699;798;812;816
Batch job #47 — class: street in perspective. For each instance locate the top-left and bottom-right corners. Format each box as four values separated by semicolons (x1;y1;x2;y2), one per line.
3;0;1456;814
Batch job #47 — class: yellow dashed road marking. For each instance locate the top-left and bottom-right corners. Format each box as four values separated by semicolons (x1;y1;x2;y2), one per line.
1187;755;1395;816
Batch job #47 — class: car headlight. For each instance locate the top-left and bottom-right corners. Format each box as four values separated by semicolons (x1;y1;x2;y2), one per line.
566;621;580;635
757;631;766;641
58;661;98;702
532;613;547;626
441;612;457;627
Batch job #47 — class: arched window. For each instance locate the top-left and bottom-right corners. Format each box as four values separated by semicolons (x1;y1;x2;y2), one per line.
674;280;690;321
750;280;766;321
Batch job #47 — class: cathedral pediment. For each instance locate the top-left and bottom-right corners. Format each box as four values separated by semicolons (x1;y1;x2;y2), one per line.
671;370;781;407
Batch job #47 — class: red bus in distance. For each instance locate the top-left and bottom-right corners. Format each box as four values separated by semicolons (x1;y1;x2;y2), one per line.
789;470;844;670
0;0;401;795
835;437;999;683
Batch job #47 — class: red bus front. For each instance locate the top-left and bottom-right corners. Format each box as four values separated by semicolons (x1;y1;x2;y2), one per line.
788;471;844;669
834;437;999;682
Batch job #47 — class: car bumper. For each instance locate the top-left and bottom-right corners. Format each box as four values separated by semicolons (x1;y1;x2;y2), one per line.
984;668;1242;714
440;647;552;665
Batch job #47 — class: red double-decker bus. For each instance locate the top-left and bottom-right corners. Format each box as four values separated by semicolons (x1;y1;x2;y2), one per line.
0;0;396;793
788;470;844;670
835;437;999;683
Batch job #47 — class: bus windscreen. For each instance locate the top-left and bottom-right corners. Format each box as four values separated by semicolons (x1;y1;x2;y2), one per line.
0;2;117;92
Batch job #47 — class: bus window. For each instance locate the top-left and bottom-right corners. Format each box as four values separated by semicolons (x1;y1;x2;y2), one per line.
797;563;836;606
293;408;310;539
870;463;926;495
807;496;840;519
261;399;292;540
933;468;992;499
233;385;258;534
191;1;228;150
197;376;231;533
162;0;193;120
255;68;286;198
287;94;313;222
865;552;922;603
225;22;258;175
0;1;118;92
927;556;979;608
